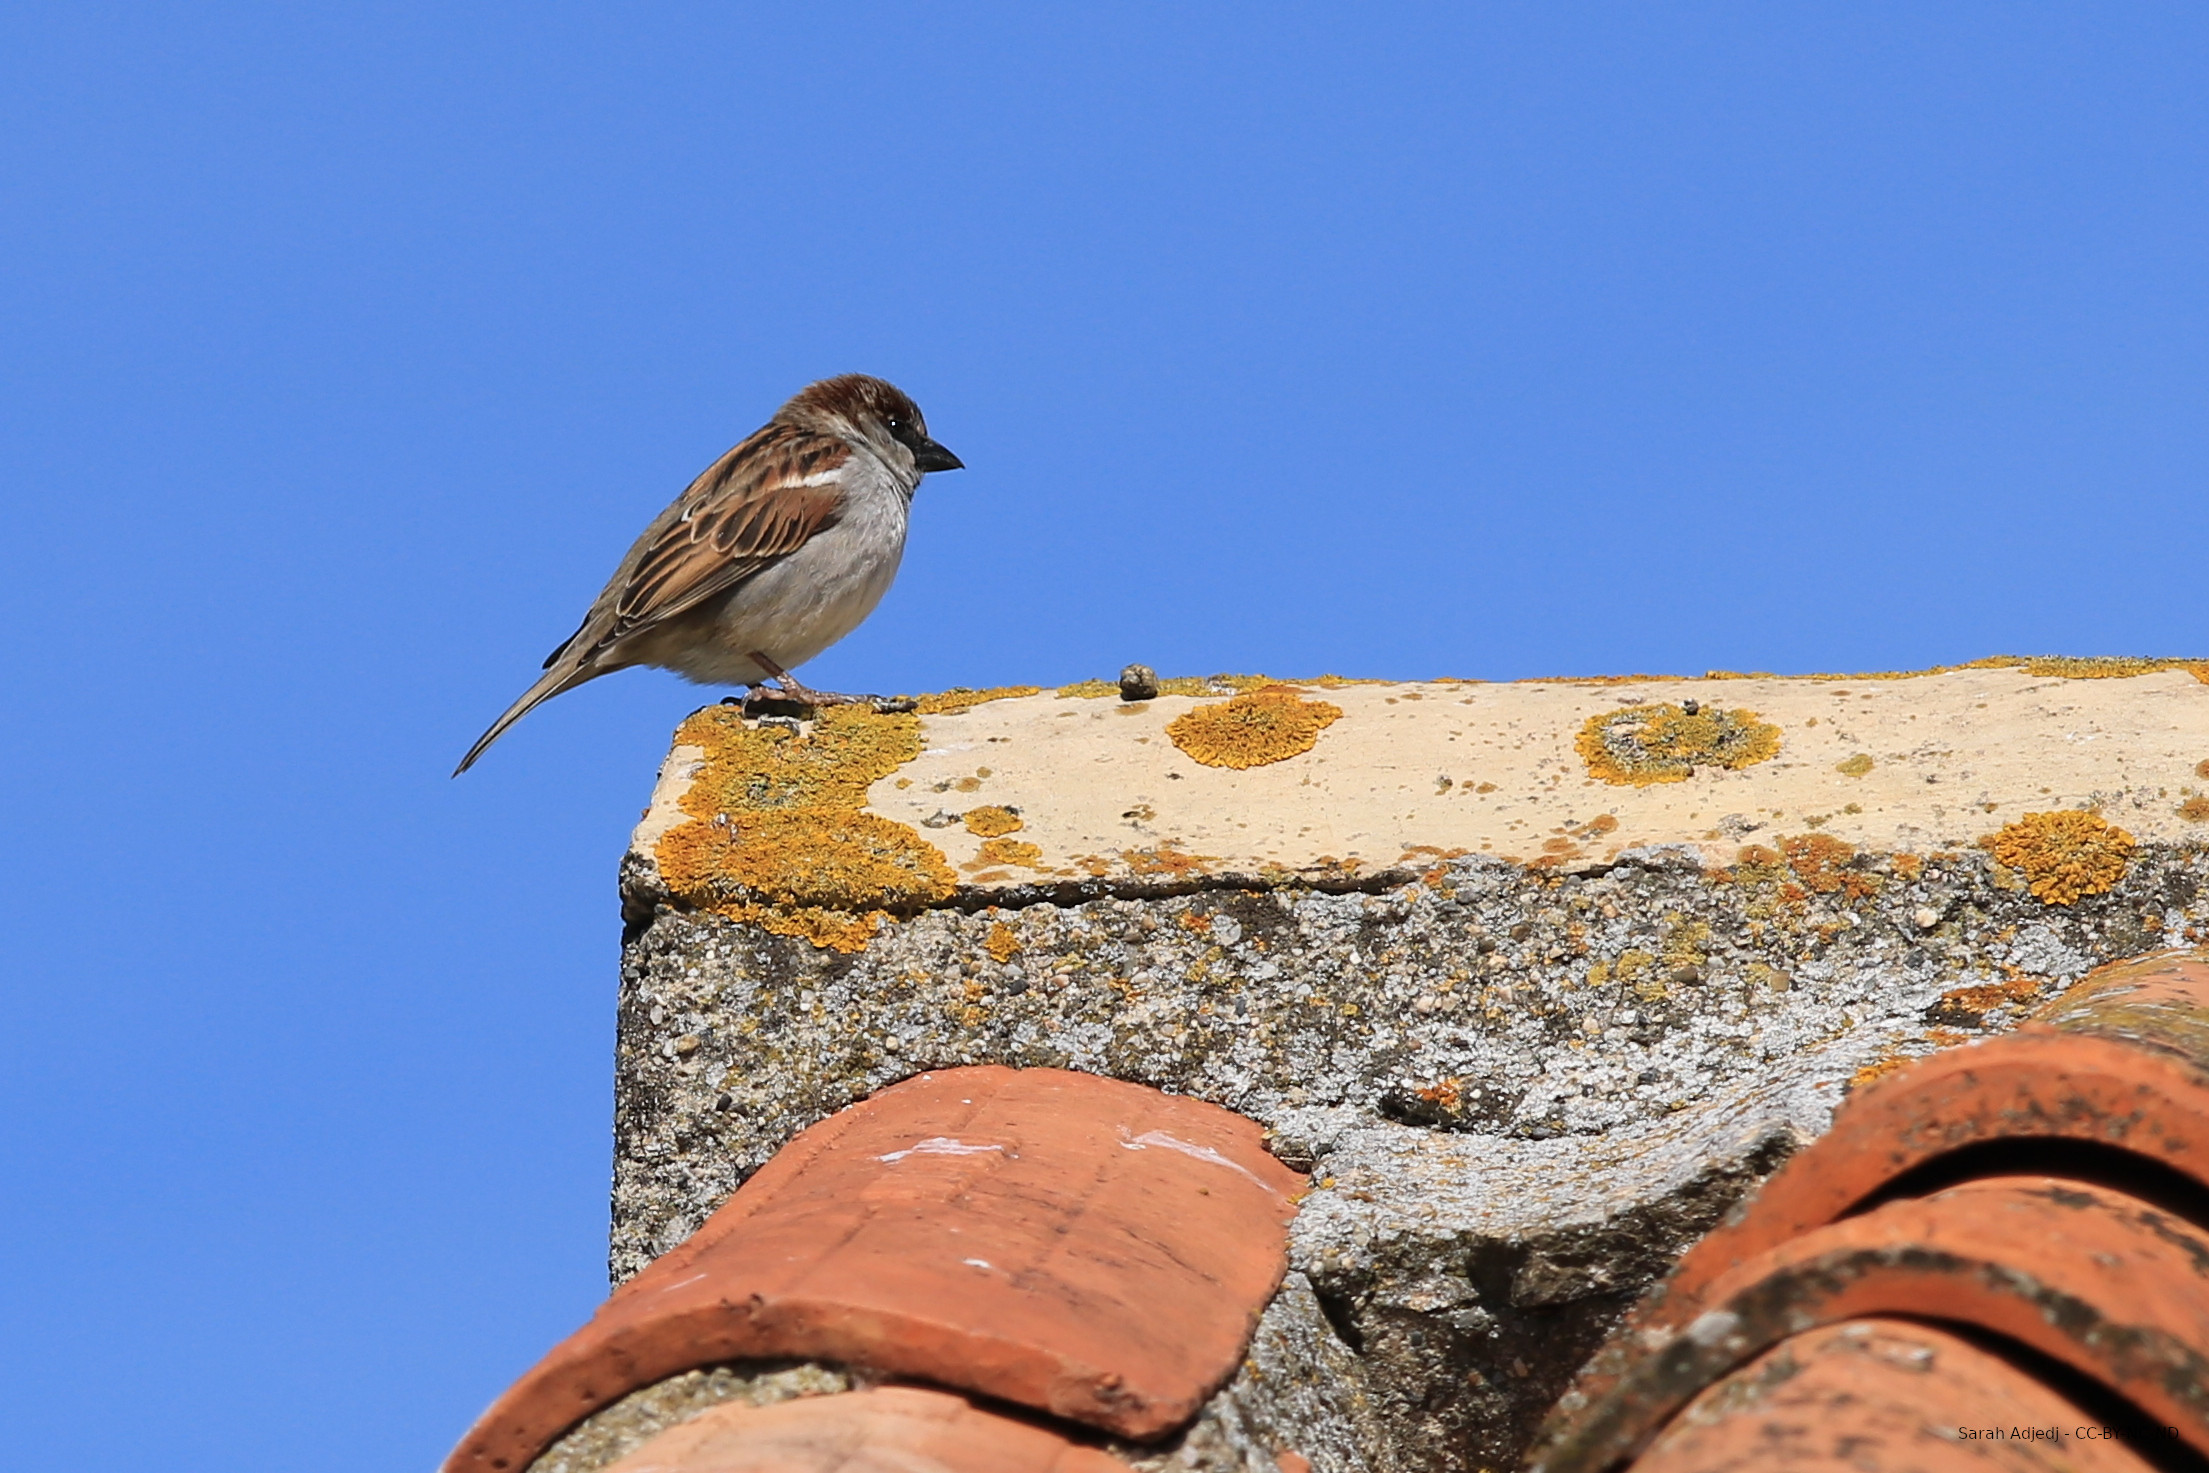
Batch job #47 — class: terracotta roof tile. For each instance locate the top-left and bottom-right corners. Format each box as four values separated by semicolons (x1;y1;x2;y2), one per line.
447;1066;1302;1473
1539;1176;2209;1472
594;1386;1129;1473
1634;1319;2155;1473
1541;946;2209;1450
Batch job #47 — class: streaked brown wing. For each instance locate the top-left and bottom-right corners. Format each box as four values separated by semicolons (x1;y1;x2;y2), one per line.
548;424;850;668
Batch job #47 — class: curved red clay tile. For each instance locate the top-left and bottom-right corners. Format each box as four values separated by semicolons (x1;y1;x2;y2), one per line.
594;1386;1130;1473
1536;1176;2209;1473
1663;949;2209;1317
1542;948;2209;1448
446;1067;1303;1473
1634;1318;2157;1473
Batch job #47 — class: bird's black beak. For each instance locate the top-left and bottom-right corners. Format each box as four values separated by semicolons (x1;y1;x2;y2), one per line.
913;438;964;473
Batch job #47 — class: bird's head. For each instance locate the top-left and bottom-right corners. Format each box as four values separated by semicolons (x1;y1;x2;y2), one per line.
779;374;963;480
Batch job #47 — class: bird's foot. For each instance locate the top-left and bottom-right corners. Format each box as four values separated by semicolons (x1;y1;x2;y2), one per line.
735;679;913;717
744;652;914;714
772;678;917;714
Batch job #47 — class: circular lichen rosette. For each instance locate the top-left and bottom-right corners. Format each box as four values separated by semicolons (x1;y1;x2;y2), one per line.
1167;685;1344;769
1577;702;1781;786
1981;810;2136;905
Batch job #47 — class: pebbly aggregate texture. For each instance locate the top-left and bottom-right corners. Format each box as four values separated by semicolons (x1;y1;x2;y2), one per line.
609;841;2209;1472
526;1361;852;1473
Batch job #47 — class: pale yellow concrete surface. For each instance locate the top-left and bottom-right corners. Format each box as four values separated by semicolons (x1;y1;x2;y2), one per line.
632;668;2209;891
877;669;2209;884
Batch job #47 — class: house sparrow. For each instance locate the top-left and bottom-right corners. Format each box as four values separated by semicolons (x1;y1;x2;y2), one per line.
454;373;961;774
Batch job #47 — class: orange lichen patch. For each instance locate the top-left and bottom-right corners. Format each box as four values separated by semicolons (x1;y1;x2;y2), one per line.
1167;686;1344;769
1414;1078;1466;1111
1781;833;1877;901
2182;796;2209;823
1835;753;1874;778
1926;973;2046;1027
674;702;921;814
962;806;1025;838
2197;759;2209;781
914;685;1044;715
1576;703;1781;786
1980;811;2137;905
1890;853;1924;881
662;810;955;913
1177;912;1214;936
2007;654;2209;681
654;704;949;952
1120;842;1219;879
1846;1053;1917;1093
974;838;1042;869
985;921;1020;963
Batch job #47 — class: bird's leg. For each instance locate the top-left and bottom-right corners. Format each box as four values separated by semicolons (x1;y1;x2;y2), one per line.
747;652;916;713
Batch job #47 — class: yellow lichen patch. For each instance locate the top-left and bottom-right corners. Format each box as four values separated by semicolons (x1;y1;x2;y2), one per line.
661;809;954;912
2009;655;2209;682
674;702;923;814
2182;796;2209;823
914;685;1044;715
1054;679;1118;699
962;805;1025;838
985;921;1020;963
1847;1054;1915;1093
654;703;949;952
1981;811;2137;905
1746;962;1790;992
1168;685;1344;769
975;837;1042;868
1577;703;1782;786
1530;654;2209;687
719;901;885;952
1836;753;1874;778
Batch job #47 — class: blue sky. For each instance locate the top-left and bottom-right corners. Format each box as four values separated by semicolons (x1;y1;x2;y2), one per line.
3;5;2205;1468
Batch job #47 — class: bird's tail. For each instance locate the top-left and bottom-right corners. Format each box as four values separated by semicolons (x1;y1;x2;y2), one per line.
452;662;598;776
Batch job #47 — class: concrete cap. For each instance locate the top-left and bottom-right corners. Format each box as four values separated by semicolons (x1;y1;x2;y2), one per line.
594;1386;1130;1473
444;1067;1303;1473
630;666;2209;919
